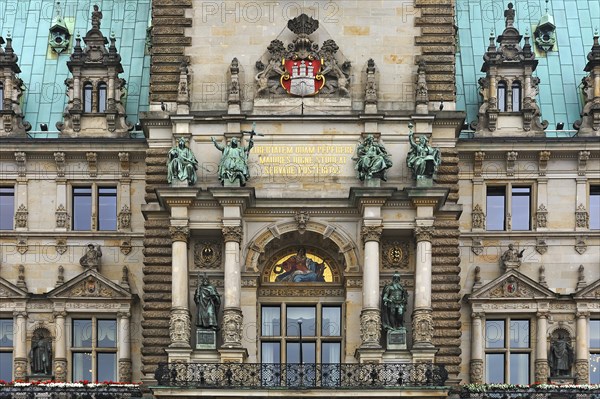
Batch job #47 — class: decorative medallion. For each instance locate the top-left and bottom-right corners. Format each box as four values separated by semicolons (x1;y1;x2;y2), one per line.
381;241;409;269
194;241;222;269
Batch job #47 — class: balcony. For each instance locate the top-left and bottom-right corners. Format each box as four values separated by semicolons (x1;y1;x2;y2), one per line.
153;362;448;390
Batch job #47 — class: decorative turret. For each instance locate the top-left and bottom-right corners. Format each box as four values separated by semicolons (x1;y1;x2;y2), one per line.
574;30;600;136
0;34;31;136
471;3;548;136
56;5;132;137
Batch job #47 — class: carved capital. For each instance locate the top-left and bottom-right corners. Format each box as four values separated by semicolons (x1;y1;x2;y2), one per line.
222;226;243;243
169;226;190;243
53;311;67;319
359;309;381;348
414;226;434;242
412;309;434;345
534;359;550;383
361;225;382;243
470;359;483;384
221;308;244;348
536;311;549;319
169;308;191;348
117;311;131;319
471;312;484;320
576;311;590;319
13;310;27;318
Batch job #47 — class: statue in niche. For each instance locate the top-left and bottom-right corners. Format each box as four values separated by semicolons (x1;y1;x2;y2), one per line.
167;137;199;185
354;134;393;181
80;244;102;270
501;243;524;269
194;275;221;330
406;126;441;180
381;273;408;331
274;248;325;283
211;136;254;186
30;329;52;375
549;332;574;377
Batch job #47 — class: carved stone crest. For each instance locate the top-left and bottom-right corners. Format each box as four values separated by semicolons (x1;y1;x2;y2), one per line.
194;241;222;269
381;241;409;269
575;237;587;254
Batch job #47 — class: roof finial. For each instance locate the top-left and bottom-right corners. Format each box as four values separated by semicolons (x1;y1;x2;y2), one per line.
504;3;515;28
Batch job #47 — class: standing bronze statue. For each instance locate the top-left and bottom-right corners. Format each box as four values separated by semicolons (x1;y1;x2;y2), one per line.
549;332;574;377
167;137;199;185
194;275;221;330
211;136;254;186
30;330;52;375
381;273;408;331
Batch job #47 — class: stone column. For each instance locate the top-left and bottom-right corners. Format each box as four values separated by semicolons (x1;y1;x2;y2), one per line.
13;311;27;380
412;225;434;348
575;312;590;384
359;225;383;349
53;311;67;381
169;225;191;348
118;312;132;382
470;312;484;384
535;312;549;383
221;226;244;349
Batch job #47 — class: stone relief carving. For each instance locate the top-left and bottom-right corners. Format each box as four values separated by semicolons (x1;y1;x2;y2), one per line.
86;152;97;177
472;204;485;229
470;359;483;384
54;152;66;177
54;359;67;382
55;237;67;255
365;58;378;106
359;309;381;348
15;152;26;176
16;237;28;255
473;151;485;177
56;265;64;287
55;204;69;229
536;204;548;228
472;238;484;255
118;205;131;229
169;309;191;347
575;237;587;254
381;241;410;269
412;310;434;345
576;265;587;290
500;243;524;270
577;150;590;176
361;225;383;243
16;264;27;289
538;150;550;176
194;241;222;269
222;308;243;347
294;211;310;235
15;204;27;228
68;276;114;297
575;204;589;228
488;276;536;298
120;239;132;255
506;151;518;176
119;360;132;383
535;359;550;383
79;244;102;270
536;237;548;255
539;265;548;287
118;152;130;177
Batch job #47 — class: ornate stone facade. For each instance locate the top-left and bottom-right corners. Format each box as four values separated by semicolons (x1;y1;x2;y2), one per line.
221;308;243;348
470;359;483;384
412;309;434;346
169;308;191;348
359;309;381;348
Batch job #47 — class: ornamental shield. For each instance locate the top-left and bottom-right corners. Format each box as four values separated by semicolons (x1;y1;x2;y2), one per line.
281;58;324;96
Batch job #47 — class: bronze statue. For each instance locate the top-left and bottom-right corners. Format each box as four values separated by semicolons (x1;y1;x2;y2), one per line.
30;330;52;375
211;136;254;186
549;333;574;376
354;134;392;181
406;126;441;180
194;275;221;330
381;273;408;331
80;244;102;270
167;137;199;185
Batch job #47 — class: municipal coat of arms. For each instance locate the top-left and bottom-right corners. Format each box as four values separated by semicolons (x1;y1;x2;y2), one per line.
255;14;351;97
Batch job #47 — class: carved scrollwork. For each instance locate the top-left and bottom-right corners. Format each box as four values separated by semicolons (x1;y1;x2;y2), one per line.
118;205;131;229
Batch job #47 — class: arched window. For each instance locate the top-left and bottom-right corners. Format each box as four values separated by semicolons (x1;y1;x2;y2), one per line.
511;81;521;112
0;82;4;111
83;83;93;113
497;81;507;112
97;82;107;112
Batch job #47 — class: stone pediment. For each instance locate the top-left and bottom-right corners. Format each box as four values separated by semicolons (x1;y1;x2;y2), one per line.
470;269;555;300
47;269;130;299
0;277;29;298
574;278;600;299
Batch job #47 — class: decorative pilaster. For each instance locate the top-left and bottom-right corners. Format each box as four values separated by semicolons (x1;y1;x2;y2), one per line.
53;311;67;381
535;312;549;383
470;313;484;384
359;224;382;349
118;311;132;382
412;225;434;349
13;311;27;380
575;312;590;384
221;225;244;349
169;225;190;348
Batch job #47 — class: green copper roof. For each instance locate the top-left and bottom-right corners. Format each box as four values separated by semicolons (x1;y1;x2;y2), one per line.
0;0;151;134
456;0;598;132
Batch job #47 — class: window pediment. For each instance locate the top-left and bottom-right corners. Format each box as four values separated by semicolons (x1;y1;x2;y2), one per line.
47;269;130;299
470;269;555;300
0;277;29;299
574;278;600;299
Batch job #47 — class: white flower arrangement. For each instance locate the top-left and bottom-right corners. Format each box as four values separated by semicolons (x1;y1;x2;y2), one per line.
463;383;600;392
0;381;140;388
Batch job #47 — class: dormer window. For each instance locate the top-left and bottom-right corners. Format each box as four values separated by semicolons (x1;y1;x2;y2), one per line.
0;82;4;111
83;83;93;113
511;81;521;112
497;81;507;112
98;82;107;112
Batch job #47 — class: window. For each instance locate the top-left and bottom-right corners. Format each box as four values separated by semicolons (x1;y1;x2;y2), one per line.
591;319;600;384
486;185;531;231
98;83;107;113
83;83;93;113
590;185;600;230
511;81;521;112
0;187;15;230
72;319;117;382
497;81;507;112
0;319;13;382
260;304;342;387
485;319;531;384
73;186;117;231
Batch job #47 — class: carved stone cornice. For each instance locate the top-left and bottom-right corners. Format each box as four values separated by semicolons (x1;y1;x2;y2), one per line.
169;226;190;243
361;225;382;243
222;226;243;243
414;226;434;242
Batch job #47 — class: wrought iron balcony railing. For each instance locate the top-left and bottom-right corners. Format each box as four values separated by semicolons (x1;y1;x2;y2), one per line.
154;362;448;390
